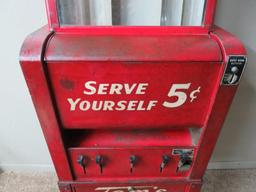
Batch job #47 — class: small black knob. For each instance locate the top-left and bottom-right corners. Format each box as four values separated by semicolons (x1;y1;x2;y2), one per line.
77;155;86;174
96;155;104;173
130;155;136;165
163;155;170;164
160;155;170;172
130;155;137;173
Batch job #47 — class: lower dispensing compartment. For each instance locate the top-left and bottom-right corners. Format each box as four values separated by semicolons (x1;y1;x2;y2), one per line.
66;129;199;180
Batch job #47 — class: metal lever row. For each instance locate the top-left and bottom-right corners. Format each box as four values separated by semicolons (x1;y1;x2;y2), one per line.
77;154;192;174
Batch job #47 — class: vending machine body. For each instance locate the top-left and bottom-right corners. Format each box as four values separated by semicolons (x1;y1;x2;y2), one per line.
20;0;247;191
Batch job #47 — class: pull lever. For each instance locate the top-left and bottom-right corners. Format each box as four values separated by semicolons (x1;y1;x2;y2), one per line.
96;155;104;174
77;155;86;174
160;155;170;173
130;155;137;173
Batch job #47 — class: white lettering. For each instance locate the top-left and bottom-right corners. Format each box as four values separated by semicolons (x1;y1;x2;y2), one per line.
95;186;167;192
84;81;97;95
83;81;149;95
67;98;81;111
103;101;115;111
67;82;202;112
136;83;148;94
67;99;157;111
98;84;109;95
109;84;123;94
127;100;138;111
79;100;91;111
92;101;103;111
156;190;167;192
124;84;137;94
137;101;146;111
147;101;158;110
116;101;127;111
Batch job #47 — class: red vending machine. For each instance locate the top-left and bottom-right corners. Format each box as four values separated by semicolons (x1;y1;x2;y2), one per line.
20;0;247;191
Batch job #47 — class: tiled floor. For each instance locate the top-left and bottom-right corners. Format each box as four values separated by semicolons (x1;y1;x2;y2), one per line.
0;169;256;192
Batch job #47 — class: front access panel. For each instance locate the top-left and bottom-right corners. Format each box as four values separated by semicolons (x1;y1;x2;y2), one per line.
48;61;221;129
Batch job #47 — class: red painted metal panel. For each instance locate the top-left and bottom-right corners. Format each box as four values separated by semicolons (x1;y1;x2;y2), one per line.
187;183;202;192
54;26;210;35
204;0;217;28
66;129;193;148
190;28;247;179
72;182;188;192
45;0;59;30
45;34;222;62
191;86;237;179
20;26;73;181
47;61;221;129
212;26;247;57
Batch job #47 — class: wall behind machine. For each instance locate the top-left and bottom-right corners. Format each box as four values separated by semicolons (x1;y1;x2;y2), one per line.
0;0;52;171
0;0;255;171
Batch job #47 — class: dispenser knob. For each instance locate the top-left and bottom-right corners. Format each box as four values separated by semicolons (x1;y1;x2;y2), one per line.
77;155;86;174
96;155;104;173
130;155;137;173
160;155;170;172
